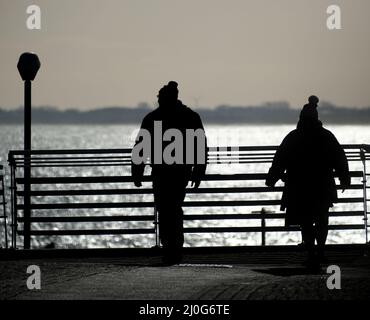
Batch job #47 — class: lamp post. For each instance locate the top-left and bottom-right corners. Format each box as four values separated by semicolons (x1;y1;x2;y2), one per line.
17;52;40;249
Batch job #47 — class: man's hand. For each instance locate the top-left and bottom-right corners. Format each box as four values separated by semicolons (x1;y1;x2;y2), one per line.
265;179;275;188
340;183;349;193
191;179;201;189
134;180;142;188
340;179;351;193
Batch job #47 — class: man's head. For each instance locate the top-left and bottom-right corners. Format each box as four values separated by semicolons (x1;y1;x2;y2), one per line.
297;95;321;130
157;81;179;107
300;95;319;121
308;95;319;107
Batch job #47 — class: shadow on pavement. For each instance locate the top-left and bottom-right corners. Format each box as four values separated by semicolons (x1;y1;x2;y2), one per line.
252;267;325;276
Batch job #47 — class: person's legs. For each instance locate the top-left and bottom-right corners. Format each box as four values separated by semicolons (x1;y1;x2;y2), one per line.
160;202;184;262
314;206;329;260
153;178;186;264
301;219;315;261
299;207;317;265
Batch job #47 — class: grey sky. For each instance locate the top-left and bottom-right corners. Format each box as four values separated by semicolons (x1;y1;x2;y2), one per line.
1;0;369;110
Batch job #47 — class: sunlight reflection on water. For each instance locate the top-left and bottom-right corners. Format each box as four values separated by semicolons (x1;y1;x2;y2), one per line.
0;124;368;248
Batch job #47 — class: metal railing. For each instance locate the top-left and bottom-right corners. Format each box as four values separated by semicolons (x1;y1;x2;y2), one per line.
0;164;8;248
7;144;370;249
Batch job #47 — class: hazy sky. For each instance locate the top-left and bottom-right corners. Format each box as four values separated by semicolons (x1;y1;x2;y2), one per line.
1;0;370;110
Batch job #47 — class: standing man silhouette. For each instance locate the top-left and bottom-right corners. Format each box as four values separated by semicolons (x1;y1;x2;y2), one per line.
266;95;350;268
132;81;207;264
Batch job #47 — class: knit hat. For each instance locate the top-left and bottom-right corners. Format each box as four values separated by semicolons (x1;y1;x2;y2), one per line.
300;95;319;121
158;81;179;100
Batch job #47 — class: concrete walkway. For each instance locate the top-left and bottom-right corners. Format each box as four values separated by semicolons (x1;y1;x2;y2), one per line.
1;246;369;300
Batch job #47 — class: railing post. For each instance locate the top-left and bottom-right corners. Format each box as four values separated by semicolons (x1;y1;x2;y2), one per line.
154;206;160;248
1;171;8;249
360;147;368;244
261;208;266;246
13;165;18;249
8;153;17;249
17;52;40;249
23;80;32;249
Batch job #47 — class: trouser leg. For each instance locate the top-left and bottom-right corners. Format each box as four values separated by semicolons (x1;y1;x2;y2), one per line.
315;207;329;256
153;182;186;255
301;216;315;259
158;203;184;250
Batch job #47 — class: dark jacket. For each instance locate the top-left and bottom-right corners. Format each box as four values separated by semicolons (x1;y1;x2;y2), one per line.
131;100;207;184
266;123;350;225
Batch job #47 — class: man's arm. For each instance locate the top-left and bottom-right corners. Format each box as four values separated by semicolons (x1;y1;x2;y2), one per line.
265;135;289;187
191;113;207;188
131;117;149;187
330;133;350;191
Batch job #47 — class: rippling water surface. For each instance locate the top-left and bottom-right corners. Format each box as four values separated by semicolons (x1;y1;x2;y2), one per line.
0;124;368;248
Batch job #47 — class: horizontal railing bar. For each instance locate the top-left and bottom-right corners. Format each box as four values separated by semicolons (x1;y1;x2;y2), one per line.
18;211;365;223
8;153;273;162
17;155;131;161
11;158;365;168
17;200;280;209
10;153;363;164
329;211;365;217
17;228;155;235
8;144;368;155
8;146;274;156
21;156;274;163
18;215;154;222
212;156;275;161
15;173;268;184
5;151;283;158
330;198;364;203
18;202;156;209
16;224;364;236
13;161;265;168
12;159;273;165
17;159;128;164
14;176;139;184
209;152;275;156
11;154;276;161
16;184;364;197
14;164;133;168
14;171;364;184
13;159;364;168
9;148;132;155
18;214;280;222
17;187;285;196
11;158;131;163
12;158;267;164
183;224;365;233
12;157;364;167
12;158;365;168
185;211;366;219
12;157;361;168
17;198;363;210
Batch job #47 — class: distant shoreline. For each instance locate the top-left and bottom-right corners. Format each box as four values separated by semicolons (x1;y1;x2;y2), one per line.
1;103;369;125
0;122;369;126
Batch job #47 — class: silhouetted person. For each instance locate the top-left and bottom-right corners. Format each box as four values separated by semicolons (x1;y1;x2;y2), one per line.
131;81;207;264
299;95;319;124
266;95;350;267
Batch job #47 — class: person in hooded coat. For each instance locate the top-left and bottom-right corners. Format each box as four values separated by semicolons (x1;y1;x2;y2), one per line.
266;95;350;265
131;81;207;264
